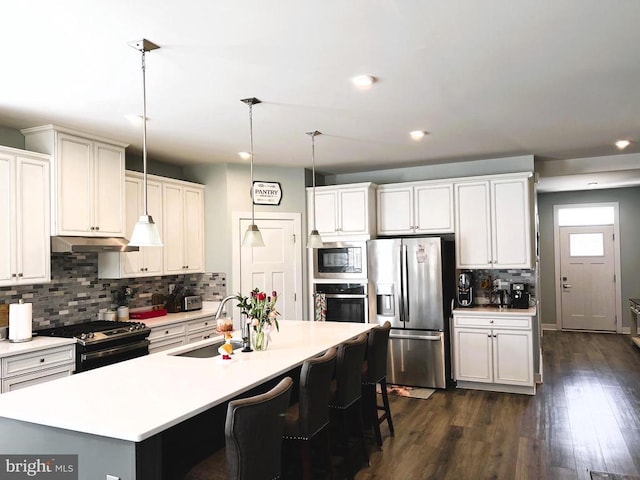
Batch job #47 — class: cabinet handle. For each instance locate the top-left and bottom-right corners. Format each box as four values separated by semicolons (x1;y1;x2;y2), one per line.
165;330;169;335
490;320;494;323
95;226;100;231
11;273;17;278
18;273;23;277
90;226;95;231
40;358;45;363
487;334;492;338
204;322;208;326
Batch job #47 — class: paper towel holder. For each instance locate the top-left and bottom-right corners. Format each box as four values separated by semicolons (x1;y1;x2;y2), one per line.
9;299;33;343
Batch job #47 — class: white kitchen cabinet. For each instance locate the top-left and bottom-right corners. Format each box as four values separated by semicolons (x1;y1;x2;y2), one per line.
452;312;535;394
307;182;376;240
148;317;217;353
454;173;533;269
0;147;51;287
186;317;217;343
163;181;205;274
377;181;454;235
148;323;187;354
1;344;75;394
98;173;163;278
22;125;126;237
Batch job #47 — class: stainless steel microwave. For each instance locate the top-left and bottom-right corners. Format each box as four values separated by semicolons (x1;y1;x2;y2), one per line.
313;242;367;279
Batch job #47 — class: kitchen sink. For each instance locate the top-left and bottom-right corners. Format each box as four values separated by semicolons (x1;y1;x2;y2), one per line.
173;339;243;358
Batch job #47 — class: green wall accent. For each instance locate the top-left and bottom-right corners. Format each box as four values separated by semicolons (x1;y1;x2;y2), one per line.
537;186;640;329
0;126;25;149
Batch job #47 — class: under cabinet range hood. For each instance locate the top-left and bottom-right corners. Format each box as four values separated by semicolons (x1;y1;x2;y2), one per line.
51;236;140;253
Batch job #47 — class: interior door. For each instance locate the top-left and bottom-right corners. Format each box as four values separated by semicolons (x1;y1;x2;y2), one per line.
559;225;616;331
239;217;298;321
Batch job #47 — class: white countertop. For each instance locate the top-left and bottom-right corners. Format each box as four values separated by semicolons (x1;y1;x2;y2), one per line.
0;320;372;442
0;337;76;359
453;306;537;316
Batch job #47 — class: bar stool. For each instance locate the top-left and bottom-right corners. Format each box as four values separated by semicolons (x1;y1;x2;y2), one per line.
361;321;394;448
184;377;293;480
282;347;337;480
328;333;369;480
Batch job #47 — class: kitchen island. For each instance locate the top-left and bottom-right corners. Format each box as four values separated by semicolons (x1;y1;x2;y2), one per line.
0;320;373;479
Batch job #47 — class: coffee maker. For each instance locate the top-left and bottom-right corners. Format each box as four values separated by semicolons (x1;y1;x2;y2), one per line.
457;272;474;307
510;283;530;309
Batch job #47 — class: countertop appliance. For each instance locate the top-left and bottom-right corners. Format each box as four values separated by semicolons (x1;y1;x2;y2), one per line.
35;320;150;372
368;236;455;389
182;295;202;312
457;272;474;307
510;283;530;309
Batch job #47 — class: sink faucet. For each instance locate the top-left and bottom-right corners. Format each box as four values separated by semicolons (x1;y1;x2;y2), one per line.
215;295;237;320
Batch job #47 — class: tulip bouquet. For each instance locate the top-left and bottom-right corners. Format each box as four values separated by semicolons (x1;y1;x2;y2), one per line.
235;288;280;350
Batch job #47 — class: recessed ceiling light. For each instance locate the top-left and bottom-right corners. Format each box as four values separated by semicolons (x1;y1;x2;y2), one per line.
615;140;631;150
351;75;376;89
410;130;428;141
238;152;251;160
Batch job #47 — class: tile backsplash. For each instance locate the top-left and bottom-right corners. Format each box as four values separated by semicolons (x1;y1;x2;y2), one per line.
0;253;227;330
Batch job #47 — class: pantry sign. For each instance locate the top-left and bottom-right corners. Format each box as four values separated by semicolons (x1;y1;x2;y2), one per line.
252;181;282;206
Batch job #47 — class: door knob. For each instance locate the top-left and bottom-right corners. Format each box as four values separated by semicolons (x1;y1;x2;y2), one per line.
562;284;572;288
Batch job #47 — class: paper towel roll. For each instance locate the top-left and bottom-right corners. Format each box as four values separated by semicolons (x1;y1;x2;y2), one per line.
9;301;32;343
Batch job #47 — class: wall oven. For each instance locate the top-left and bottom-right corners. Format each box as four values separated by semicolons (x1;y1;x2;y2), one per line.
314;283;368;323
313;242;367;279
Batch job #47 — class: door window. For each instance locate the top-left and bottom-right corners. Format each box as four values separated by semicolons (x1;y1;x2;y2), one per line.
569;233;604;257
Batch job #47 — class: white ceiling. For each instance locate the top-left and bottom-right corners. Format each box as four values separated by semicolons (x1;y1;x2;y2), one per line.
2;0;640;187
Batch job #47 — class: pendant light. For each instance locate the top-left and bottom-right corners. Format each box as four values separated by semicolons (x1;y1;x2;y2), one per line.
128;38;163;247
306;130;324;248
241;97;265;247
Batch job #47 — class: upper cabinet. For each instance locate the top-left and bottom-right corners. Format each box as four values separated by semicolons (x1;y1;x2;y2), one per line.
454;173;534;269
22;125;126;237
163;180;205;275
98;172;204;278
0;146;51;286
377;180;454;235
307;183;376;241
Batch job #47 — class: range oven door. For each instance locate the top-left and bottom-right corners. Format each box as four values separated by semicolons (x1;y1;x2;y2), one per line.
314;283;368;323
77;335;150;372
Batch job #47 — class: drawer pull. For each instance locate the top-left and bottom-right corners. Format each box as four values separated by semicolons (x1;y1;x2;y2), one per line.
165;330;169;335
40;358;45;363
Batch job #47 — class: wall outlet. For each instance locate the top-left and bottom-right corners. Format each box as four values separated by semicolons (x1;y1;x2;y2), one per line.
168;284;175;294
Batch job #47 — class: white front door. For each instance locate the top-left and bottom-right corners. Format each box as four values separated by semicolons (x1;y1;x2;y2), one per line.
559;225;616;331
233;213;302;322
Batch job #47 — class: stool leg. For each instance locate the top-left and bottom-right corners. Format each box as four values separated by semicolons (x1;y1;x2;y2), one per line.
301;442;312;480
379;378;394;437
355;398;370;467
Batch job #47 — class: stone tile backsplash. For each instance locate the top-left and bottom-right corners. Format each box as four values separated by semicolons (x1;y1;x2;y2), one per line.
0;253;227;330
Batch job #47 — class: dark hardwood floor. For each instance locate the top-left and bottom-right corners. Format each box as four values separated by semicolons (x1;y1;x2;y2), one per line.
356;331;640;480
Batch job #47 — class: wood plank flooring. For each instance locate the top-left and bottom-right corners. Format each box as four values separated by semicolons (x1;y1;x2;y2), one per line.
356;331;640;480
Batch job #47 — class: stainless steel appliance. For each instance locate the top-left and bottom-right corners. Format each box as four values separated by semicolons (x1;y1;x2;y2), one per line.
313;283;368;323
368;236;455;389
457;271;474;307
313;242;366;279
35;320;150;372
182;295;202;312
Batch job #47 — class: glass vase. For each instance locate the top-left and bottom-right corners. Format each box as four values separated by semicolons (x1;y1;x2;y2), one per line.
252;323;270;351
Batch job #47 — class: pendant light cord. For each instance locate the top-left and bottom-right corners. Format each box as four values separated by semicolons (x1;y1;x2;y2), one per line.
141;48;148;216
311;133;317;231
249;102;255;225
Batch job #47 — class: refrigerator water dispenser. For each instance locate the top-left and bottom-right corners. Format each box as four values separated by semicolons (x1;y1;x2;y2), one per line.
375;283;395;316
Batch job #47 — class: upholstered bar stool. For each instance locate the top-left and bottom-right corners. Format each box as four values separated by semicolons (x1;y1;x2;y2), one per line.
184;376;293;480
282;347;337;480
328;333;369;480
361;321;394;448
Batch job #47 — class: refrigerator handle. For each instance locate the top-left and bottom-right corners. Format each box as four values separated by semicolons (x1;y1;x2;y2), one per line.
402;243;409;322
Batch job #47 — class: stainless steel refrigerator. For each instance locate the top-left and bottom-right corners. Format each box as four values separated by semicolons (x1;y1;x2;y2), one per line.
367;236;455;389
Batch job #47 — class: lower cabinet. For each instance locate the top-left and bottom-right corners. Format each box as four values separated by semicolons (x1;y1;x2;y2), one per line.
1;344;75;393
148;316;217;354
452;313;535;395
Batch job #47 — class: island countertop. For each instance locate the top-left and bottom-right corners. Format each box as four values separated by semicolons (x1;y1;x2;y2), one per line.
0;320;373;442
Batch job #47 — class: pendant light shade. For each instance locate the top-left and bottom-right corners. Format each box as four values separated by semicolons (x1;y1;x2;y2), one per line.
128;38;162;247
306;130;324;249
241;97;265;248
